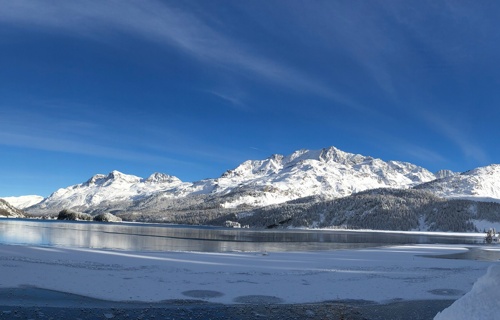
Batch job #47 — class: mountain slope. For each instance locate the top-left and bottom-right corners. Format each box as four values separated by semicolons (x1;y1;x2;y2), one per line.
234;188;500;232
415;164;500;201
27;147;437;215
1;195;44;209
30;171;188;214
214;147;436;208
0;199;26;218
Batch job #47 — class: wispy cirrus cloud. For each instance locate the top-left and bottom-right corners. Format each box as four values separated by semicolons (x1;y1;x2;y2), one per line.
0;106;187;165
204;90;246;111
0;104;251;170
0;131;179;164
0;0;351;104
402;145;447;164
420;110;489;164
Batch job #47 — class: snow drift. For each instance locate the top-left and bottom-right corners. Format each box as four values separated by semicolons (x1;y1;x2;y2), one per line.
434;263;500;320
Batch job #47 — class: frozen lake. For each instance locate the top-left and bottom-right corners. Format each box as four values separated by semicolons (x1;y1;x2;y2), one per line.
0;218;484;252
0;218;496;315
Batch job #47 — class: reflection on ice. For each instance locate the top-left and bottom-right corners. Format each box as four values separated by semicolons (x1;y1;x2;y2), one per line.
0;218;484;253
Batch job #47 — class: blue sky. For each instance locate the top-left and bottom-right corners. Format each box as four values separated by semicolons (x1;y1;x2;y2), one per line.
1;0;499;197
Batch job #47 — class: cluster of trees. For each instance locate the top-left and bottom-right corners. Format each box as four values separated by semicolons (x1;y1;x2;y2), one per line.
233;188;500;232
57;209;93;221
57;209;122;222
115;187;270;224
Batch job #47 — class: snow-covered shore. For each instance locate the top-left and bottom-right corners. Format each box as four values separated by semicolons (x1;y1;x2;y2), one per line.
0;243;496;306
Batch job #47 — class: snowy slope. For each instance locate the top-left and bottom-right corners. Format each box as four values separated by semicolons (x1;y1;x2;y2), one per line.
0;199;26;218
1;195;44;209
434;169;457;179
416;164;500;201
27;147;437;214
214;147;436;207
30;171;189;213
435;264;500;320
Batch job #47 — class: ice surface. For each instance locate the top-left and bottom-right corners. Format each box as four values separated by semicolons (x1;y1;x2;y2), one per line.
0;243;493;305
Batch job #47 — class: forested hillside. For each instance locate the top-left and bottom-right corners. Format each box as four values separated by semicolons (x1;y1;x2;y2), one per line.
225;189;500;232
110;188;500;232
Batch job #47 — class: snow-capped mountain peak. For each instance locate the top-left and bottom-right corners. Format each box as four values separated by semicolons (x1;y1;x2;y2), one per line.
280;147;370;166
85;174;108;185
84;171;140;186
144;172;181;184
210;146;436;208
106;170;141;183
435;169;456;179
32;170;188;213
221;147;376;181
318;146;372;165
416;164;500;201
26;146;439;215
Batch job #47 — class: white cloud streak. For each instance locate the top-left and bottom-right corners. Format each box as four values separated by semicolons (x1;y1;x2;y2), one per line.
421;111;489;164
402;145;446;164
0;107;187;165
0;130;180;164
0;0;350;103
0;0;377;165
0;106;252;170
204;90;246;111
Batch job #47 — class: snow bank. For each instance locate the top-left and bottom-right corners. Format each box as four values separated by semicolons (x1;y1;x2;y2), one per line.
434;263;500;320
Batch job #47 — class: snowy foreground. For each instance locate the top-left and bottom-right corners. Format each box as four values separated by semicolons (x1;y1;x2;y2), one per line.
0;243;498;317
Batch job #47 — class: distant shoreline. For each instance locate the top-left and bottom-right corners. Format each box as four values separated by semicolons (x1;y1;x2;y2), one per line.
1;216;492;236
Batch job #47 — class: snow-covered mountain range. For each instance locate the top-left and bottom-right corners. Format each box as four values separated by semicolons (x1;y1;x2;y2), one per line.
30;170;187;212
24;146;438;214
4;146;500;223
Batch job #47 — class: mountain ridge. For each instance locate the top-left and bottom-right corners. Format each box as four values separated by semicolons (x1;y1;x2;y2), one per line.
415;164;500;201
5;145;500;232
0;195;44;209
26;146;438;214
